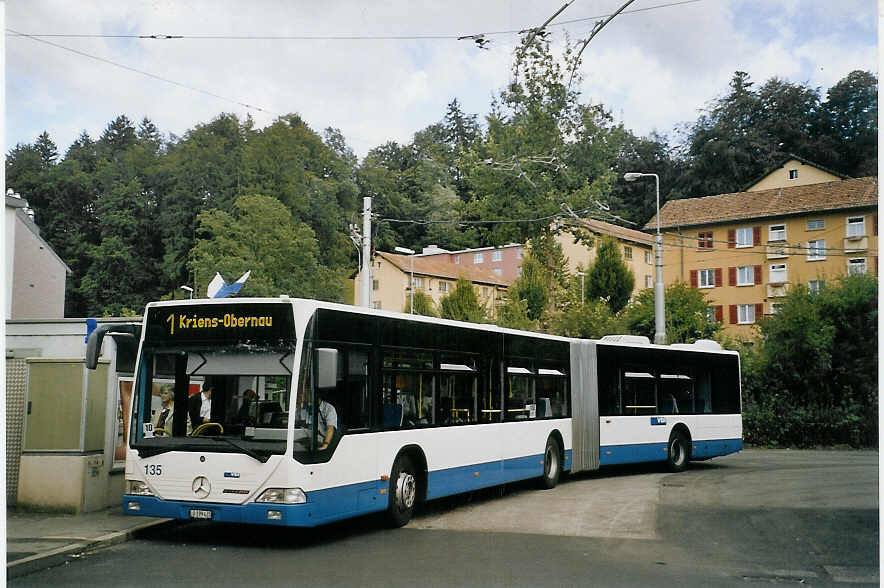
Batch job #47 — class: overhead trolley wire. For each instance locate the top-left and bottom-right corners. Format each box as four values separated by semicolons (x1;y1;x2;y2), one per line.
6;28;278;115
7;1;702;42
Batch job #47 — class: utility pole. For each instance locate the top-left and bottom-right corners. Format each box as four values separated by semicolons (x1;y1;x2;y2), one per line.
360;197;372;308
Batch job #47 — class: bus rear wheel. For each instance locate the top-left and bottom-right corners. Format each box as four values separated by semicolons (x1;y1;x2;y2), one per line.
667;430;691;473
387;455;417;527
539;437;562;489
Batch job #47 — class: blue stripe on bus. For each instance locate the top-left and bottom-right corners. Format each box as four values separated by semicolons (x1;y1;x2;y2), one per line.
124;450;577;527
599;438;743;466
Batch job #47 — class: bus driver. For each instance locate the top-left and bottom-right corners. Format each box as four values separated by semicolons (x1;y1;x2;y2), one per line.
298;393;338;451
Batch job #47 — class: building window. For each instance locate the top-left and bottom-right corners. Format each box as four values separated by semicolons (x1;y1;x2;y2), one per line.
372;279;379;291
372;301;381;310
808;279;825;294
439;281;450;293
847;216;865;238
516;248;523;259
698;269;715;288
516;267;522;277
454;255;460;264
481;287;489;297
645;275;653;288
789;169;798;180
736;266;754;286
848;258;867;275
473;252;484;264
492;250;503;262
645;251;652;264
807;219;824;231
769;263;787;283
736;227;753;248
624;246;632;259
770;303;783;315
705;307;716;322
807;239;826;261
413;277;424;290
493;268;503;276
698;231;713;248
769;224;786;242
737;304;755;324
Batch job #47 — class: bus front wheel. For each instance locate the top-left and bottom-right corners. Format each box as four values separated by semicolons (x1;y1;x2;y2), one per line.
539;437;561;489
387;455;417;527
667;430;691;473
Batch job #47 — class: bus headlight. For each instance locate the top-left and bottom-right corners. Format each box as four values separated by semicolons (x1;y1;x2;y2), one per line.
255;488;306;504
126;480;154;496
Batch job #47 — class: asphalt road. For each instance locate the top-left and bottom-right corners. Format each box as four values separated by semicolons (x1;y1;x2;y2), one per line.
11;449;879;587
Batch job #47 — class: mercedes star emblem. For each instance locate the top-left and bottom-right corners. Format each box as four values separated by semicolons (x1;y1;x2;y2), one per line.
192;476;211;499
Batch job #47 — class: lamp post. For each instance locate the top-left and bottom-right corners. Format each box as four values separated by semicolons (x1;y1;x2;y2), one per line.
624;172;665;345
394;246;416;313
576;271;585;304
179;285;194;299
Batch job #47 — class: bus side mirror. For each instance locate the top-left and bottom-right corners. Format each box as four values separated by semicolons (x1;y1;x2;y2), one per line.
316;348;338;389
86;323;141;369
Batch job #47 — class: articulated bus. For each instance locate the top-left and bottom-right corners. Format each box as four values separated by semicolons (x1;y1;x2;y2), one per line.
87;297;742;528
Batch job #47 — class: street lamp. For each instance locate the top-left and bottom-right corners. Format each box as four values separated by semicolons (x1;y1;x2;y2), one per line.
624;172;665;345
394;246;416;313
576;271;585;304
179;285;194;299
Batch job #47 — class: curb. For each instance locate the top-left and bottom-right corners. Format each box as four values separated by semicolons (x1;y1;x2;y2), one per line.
7;518;176;579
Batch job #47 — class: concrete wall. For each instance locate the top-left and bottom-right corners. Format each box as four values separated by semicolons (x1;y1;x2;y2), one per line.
12;212;67;318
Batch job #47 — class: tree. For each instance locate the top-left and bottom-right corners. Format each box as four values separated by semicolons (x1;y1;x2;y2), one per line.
495;288;537;331
621;282;719;344
462;35;620;246
438;278;485;323
585;236;634;313
405;290;437;317
741;274;877;447
821;70;878;176
189;194;345;301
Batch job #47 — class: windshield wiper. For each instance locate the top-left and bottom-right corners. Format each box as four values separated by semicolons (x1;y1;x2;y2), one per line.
210;436;271;463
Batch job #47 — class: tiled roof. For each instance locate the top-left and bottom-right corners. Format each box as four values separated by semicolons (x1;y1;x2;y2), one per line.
564;217;654;246
377;252;511;286
645;177;878;230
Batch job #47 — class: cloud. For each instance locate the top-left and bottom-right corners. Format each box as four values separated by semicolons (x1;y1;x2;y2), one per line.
6;0;878;158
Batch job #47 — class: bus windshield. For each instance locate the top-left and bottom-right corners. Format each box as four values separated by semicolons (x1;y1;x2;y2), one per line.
131;343;294;461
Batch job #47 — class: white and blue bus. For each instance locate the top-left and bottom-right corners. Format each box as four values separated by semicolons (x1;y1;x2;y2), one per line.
87;297;742;528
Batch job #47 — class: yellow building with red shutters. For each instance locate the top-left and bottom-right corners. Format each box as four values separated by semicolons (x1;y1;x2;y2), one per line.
646;158;877;339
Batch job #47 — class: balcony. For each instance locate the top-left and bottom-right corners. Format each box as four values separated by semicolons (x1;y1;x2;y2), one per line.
767;282;790;298
843;235;868;253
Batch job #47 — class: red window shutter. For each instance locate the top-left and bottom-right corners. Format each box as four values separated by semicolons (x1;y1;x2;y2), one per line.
689;269;698;288
727;229;736;248
754;303;763;321
707;232;713;248
728;267;736;286
729;305;738;324
715;305;723;322
715;267;722;287
754;265;762;284
753;226;761;245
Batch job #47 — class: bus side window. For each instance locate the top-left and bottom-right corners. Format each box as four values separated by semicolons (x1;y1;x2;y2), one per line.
695;370;713;414
623;370;656;416
659;374;692;415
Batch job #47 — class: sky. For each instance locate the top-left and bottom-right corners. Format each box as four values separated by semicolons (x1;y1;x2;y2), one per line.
5;0;879;160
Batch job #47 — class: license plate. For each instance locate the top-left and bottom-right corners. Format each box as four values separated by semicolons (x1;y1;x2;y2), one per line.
190;509;213;520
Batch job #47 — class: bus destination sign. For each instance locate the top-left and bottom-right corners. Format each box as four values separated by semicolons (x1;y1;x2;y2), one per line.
145;302;295;344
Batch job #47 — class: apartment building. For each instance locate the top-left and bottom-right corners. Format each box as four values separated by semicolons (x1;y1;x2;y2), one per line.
647;175;877;338
555;218;656;298
355;251;510;315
